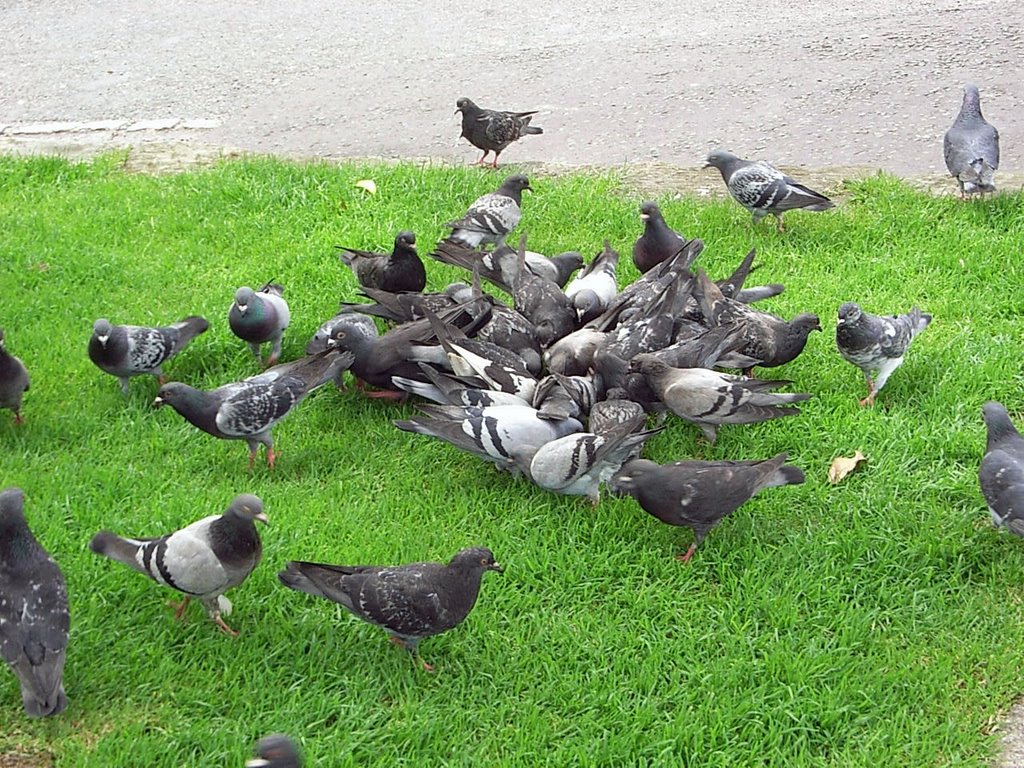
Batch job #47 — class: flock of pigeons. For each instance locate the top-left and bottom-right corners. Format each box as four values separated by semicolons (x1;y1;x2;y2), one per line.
0;84;1014;767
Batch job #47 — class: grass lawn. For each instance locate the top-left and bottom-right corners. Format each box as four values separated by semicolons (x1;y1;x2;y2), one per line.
1;153;1023;767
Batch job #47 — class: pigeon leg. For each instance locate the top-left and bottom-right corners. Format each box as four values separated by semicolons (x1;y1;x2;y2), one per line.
119;377;131;395
170;595;191;620
248;342;263;360
266;447;278;469
364;388;409;402
13;412;24;425
213;614;239;637
266;338;282;367
675;543;698;563
390;635;435;672
774;214;786;233
475;150;491;165
489;152;501;169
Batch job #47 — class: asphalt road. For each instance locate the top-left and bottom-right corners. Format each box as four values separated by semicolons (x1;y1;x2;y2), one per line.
2;0;1021;177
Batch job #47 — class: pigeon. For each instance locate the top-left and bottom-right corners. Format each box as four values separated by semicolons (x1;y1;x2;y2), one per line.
154;349;353;468
980;401;1024;534
944;84;1000;198
610;453;805;561
446;175;531;250
704;150;834;231
0;328;30;424
632;201;691;274
632;355;810;443
455;97;543;168
335;231;427;294
87;316;209;395
341;283;474;325
565;241;619;323
88;493;267;635
228;283;291;366
395;404;582;473
0;488;69;718
304;310;378;356
279;547;503;671
247;734;302;768
392;363;531;409
431;239;581;293
835;302;931;407
513;416;663;504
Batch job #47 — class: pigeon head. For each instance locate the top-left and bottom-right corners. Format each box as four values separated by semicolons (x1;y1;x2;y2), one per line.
0;486;26;529
500;174;532;196
982;401;1020;452
395;230;417;250
455;97;478;115
959;84;982;118
608;458;657;495
794;313;822;334
153;381;194;409
704;149;739;171
629;354;667;376
92;318;113;344
246;733;301;768
449;547;504;574
639;201;661;221
234;287;256;314
225;493;269;526
837;302;863;326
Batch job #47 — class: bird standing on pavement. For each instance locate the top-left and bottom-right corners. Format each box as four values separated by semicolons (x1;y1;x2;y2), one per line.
456;97;543;168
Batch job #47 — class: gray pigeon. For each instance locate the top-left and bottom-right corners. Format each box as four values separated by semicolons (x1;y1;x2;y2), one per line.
512;416;663;504
88;316;209;394
228;283;291;366
610;453;805;562
704;149;834;231
632;201;691;274
279;547;503;671
247;734;302;768
632;355;810;443
154;349;353;468
456;97;543;168
980;401;1024;534
395;403;582;473
565;241;620;323
446;175;531;249
835;302;931;407
88;493;267;635
0;488;69;717
336;231;426;294
944;84;1000;198
0;328;30;424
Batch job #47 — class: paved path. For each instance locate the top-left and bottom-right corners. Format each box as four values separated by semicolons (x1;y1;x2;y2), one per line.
2;0;1021;180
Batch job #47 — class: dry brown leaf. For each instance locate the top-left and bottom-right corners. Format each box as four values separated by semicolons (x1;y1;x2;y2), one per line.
355;179;377;195
828;451;867;484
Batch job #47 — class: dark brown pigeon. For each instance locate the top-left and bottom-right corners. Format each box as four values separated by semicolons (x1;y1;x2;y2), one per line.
279;547;503;671
456;97;543;167
0;328;30;424
610;453;805;561
88;494;267;635
632;201;691;274
980;401;1024;535
335;231;426;294
0;488;69;717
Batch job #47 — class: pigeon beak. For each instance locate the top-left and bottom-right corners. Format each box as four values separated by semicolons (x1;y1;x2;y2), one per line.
152;396;165;407
488;562;504;573
98;334;109;344
245;760;271;768
255;512;269;526
702;161;712;169
639;214;650;221
237;303;248;314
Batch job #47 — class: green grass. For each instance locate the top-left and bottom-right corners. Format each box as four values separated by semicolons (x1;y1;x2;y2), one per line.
1;154;1024;767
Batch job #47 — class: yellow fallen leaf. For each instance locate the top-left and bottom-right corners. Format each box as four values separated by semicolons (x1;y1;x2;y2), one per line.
828;451;867;484
355;179;377;195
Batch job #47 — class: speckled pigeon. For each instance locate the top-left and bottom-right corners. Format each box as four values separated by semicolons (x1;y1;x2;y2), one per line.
279;547;503;671
0;488;69;717
632;201;691;274
392;362;531;409
394;403;582;473
610;453;805;562
456;97;543;167
341;283;474;325
632;355;810;443
154;349;353;468
88;316;209;394
336;230;426;294
513;416;663;504
835;302;931;407
88;493;267;635
704;149;834;231
446;175;531;249
228;283;291;366
980;401;1024;534
0;329;30;424
944;84;1000;198
246;734;302;768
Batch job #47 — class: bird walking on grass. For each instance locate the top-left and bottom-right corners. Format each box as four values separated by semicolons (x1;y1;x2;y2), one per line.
229;283;291;366
88;316;209;394
979;401;1024;535
456;97;543;168
0;328;30;424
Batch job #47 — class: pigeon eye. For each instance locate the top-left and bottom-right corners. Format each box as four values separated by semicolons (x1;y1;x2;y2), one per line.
480;557;488;566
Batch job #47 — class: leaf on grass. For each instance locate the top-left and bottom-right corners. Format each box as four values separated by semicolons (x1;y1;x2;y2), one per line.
355;179;377;195
828;451;867;484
